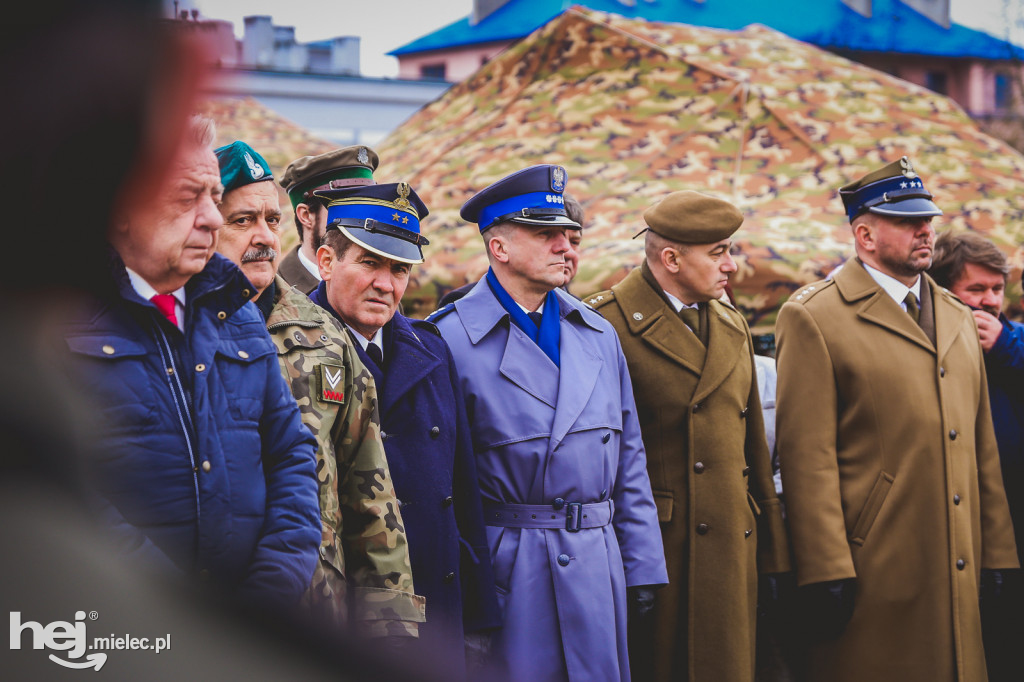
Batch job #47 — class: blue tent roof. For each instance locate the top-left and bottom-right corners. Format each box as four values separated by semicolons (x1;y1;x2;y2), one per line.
389;0;1023;60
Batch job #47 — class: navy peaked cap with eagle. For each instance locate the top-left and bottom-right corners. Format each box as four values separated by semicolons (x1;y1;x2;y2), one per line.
461;164;581;233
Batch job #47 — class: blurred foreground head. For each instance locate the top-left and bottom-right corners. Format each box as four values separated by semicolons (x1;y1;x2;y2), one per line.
1;0;209;295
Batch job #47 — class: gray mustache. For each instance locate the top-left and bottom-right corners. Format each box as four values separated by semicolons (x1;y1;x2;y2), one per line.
242;247;277;263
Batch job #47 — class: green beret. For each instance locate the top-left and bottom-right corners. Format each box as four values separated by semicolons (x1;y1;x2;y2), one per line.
280;145;379;211
643;190;743;243
214;141;273;194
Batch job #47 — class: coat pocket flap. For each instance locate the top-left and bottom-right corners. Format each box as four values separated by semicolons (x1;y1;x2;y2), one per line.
653;490;673;522
65;335;148;359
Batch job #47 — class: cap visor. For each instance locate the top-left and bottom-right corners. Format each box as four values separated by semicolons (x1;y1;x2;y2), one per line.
340;226;424;264
869;197;943;218
509;215;582;229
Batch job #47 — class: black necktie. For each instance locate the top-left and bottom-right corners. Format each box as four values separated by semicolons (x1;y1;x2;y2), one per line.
367;342;384;369
904;292;920;325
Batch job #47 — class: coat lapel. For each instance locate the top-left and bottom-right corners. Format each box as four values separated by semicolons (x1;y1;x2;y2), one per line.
930;278;970;363
381;315;444;417
613;267;705;380
692;301;747;403
549;303;603;447
836;260;934;354
458;279;559;408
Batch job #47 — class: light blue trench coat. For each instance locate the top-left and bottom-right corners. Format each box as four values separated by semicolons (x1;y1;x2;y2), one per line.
432;280;668;682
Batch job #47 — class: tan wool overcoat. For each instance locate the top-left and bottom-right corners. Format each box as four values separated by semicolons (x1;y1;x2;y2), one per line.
775;259;1019;682
589;265;790;682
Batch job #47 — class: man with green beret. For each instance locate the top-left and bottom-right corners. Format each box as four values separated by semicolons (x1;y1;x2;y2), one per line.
586;190;790;682
775;157;1018;682
278;146;379;294
214;140;425;639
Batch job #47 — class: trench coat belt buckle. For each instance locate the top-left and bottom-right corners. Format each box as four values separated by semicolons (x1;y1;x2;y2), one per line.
484;500;614;532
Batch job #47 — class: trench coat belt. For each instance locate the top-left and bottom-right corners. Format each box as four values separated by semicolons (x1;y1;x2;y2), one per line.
484;500;614;531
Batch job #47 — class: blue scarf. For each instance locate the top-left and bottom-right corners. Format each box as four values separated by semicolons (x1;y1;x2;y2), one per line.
486;268;560;367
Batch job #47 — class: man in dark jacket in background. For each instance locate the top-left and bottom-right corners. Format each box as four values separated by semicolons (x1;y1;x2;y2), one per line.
928;229;1023;682
62;114;320;611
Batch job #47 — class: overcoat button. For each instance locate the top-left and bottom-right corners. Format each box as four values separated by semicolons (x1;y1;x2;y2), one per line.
444;572;455;584
602;433;611;444
956;559;965;570
557;554;571;566
443;495;454;507
553;498;565;510
381;431;388;441
949;429;958;440
242;288;251;298
694;462;705;474
740;407;749;418
102;344;115;355
742;466;751;477
953;494;961;505
217;311;227;320
692;403;701;413
237;350;249;359
430;426;440;439
696;523;709;535
195;363;206;372
633;312;644;321
939;367;946;378
201;461;211;472
744;529;753;538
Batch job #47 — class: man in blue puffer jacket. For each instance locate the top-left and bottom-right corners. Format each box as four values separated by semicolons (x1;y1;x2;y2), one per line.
62;115;320;611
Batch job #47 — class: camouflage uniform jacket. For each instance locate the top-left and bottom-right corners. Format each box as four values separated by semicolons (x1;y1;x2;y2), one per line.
266;276;425;636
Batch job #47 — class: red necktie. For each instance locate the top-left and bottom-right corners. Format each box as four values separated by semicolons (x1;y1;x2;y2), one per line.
151;294;179;327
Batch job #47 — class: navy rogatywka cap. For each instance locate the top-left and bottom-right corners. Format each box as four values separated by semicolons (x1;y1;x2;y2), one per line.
461;165;581;232
839;156;943;222
317;182;430;264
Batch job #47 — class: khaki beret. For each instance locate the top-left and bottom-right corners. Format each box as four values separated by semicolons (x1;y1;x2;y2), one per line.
280;145;379;211
643;190;743;243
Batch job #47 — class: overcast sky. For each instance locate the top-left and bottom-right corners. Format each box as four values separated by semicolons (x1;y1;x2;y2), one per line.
168;0;1022;78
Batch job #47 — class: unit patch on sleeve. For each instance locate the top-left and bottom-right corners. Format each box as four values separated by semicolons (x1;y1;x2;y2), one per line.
317;362;346;404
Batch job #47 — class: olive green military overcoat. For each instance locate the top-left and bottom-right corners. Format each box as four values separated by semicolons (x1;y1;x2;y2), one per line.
588;264;790;682
775;260;1019;682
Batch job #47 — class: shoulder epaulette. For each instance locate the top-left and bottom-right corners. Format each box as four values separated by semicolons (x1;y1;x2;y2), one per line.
410;316;442;336
425;302;456;325
787;279;834;305
583;290;615;309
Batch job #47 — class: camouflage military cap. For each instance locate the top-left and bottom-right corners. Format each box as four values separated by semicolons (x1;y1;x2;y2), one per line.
281;146;380;212
839;156;942;222
643;190;743;244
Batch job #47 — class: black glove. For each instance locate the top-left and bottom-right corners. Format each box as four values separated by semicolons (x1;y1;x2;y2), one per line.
980;569;1005;606
798;578;856;642
627;585;657;619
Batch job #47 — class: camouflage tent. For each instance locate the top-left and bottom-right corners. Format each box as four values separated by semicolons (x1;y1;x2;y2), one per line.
376;6;1024;331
